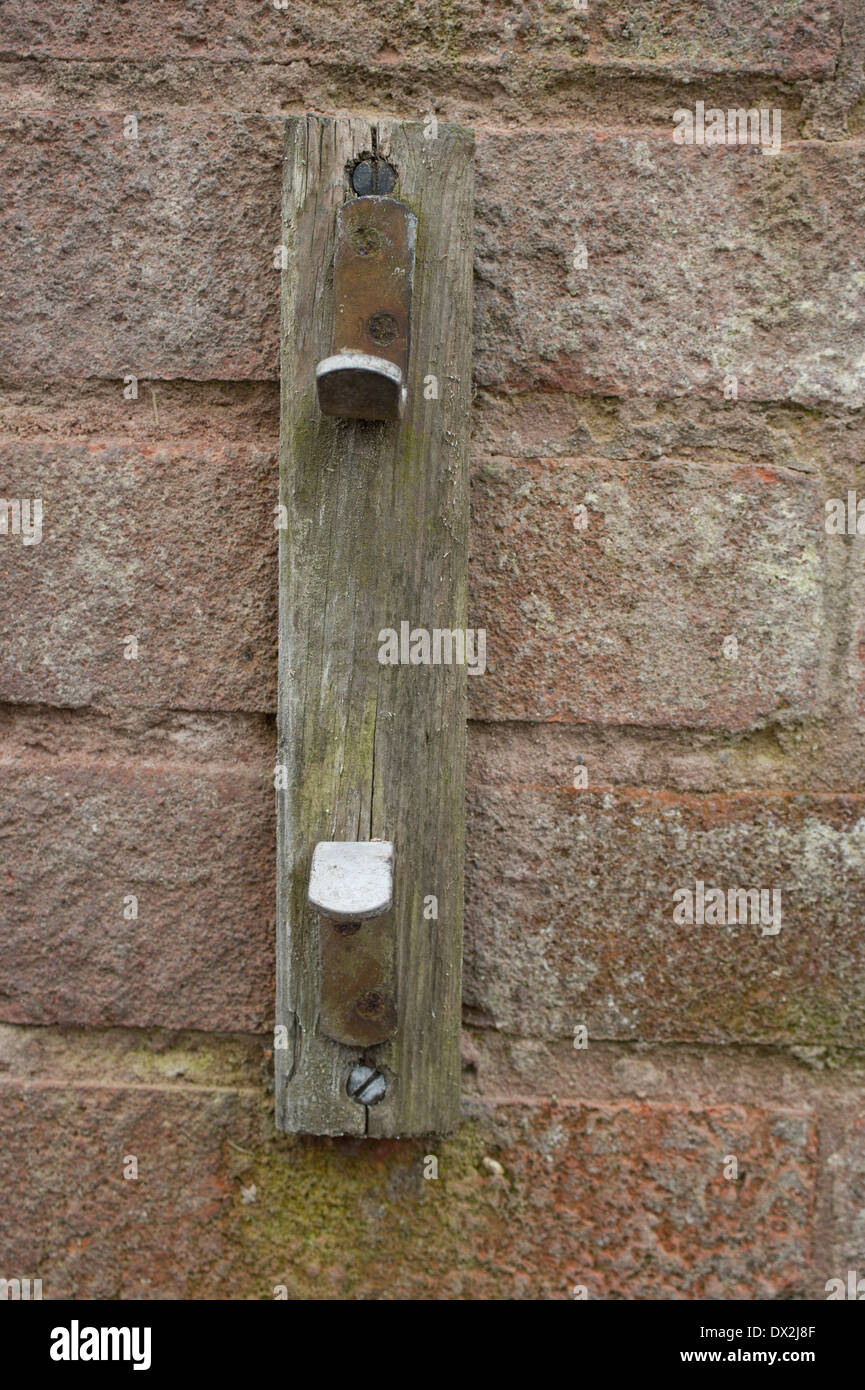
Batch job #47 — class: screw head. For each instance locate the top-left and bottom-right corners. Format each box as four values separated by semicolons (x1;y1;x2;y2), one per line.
355;991;384;1019
333;919;362;936
347;225;382;257
346;1063;387;1106
366;311;398;347
351;157;397;197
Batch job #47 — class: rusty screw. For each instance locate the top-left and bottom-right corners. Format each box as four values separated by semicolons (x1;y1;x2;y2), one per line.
356;991;384;1019
333;919;362;936
348;225;382;257
366;312;398;347
347;1063;387;1106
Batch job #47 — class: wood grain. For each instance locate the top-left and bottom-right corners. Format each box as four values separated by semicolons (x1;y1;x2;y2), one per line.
277;115;474;1135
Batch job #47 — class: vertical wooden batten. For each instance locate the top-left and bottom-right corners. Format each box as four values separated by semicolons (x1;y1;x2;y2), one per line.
277;116;475;1136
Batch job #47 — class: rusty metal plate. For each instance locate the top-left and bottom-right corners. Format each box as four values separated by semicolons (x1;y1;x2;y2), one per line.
320;914;397;1047
309;841;397;1047
317;195;416;422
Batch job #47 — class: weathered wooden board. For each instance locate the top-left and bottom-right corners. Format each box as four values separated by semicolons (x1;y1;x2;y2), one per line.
277;116;474;1135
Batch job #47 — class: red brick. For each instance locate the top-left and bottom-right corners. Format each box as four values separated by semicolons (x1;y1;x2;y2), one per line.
474;132;865;406
0;439;276;711
3;118;863;409
851;532;865;720
466;785;865;1045
472;392;865;477
0;1083;816;1299
469;455;825;728
0;1081;261;1299
0;761;274;1031
444;1100;816;1299
0;443;829;729
0;0;840;77
825;1105;865;1284
0;113;282;380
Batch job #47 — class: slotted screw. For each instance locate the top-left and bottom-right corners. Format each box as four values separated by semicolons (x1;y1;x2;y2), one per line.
351;157;396;196
346;1064;387;1106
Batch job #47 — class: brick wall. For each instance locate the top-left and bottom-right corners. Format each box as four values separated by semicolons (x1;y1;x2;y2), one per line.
2;1;864;1299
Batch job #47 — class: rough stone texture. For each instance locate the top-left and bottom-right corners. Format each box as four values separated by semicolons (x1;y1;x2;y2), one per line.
469;455;826;728
0;1082;261;1300
0;380;281;444
803;0;865;138
825;1106;865;1279
0;1081;816;1300
0;440;277;711
7;738;865;1052
472;392;865;479
474;132;865;407
0;113;283;380
467;716;865;799
0;761;274;1031
465;786;865;1044
5;380;863;477
239;1099;817;1300
852;532;865;719
0;0;841;76
0;60;813;130
4;118;864;408
1;440;834;730
2;0;865;1303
